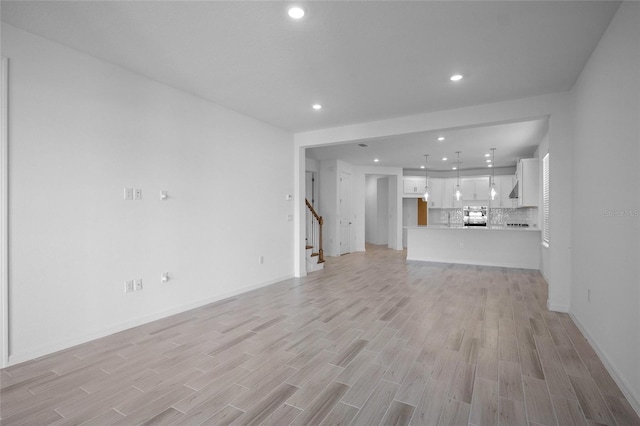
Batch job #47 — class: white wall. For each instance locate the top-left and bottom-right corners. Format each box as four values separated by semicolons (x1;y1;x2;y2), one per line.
402;198;418;248
570;1;640;412
2;25;294;364
387;176;399;250
376;177;389;245
305;157;319;173
365;175;378;243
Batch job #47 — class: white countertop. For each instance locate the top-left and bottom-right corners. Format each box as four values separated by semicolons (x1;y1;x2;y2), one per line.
405;225;541;232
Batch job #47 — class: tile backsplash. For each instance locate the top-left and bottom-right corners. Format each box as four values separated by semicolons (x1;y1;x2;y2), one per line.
489;208;538;226
434;207;538;227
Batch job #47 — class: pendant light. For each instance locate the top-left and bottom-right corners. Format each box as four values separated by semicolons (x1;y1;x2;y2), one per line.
489;148;498;201
422;154;430;202
454;151;462;201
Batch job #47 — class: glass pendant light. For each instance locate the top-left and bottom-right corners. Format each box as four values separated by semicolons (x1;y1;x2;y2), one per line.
490;148;498;201
422;154;430;202
454;151;462;201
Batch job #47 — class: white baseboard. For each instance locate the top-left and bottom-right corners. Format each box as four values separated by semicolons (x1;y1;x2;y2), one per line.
547;299;570;313
7;274;293;367
569;312;640;418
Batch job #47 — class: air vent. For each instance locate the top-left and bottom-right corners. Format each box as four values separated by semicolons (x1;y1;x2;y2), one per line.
358;143;368;147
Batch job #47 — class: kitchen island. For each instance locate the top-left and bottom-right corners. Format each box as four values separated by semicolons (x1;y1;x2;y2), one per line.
406;225;541;269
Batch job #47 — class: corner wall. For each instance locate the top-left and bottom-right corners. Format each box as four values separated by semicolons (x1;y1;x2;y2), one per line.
570;1;640;411
2;25;294;364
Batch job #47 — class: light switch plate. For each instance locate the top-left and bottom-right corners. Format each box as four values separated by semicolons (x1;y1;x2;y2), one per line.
134;188;142;200
134;279;143;291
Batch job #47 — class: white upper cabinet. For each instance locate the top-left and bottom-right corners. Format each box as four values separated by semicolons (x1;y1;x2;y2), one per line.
461;177;490;201
403;177;426;197
403;171;537;209
442;178;461;208
427;178;443;208
492;175;517;208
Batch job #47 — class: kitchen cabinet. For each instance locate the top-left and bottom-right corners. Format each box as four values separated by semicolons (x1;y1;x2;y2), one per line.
461;177;490;201
516;158;539;207
442;178;461;208
427;178;443;208
495;175;517;208
403;177;426;197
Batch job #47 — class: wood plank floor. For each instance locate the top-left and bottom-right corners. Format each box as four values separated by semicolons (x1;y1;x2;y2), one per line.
1;244;638;425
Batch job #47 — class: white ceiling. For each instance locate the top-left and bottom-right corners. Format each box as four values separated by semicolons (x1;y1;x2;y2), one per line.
306;117;549;171
0;1;620;134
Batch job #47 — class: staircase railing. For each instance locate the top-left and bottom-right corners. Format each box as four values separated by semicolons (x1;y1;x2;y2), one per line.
305;199;324;264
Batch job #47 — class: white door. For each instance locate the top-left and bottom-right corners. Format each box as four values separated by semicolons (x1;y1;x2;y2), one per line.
339;172;351;255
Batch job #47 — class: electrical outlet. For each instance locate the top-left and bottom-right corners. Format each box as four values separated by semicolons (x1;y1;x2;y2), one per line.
134;279;143;291
124;188;134;200
124;280;134;293
161;272;169;283
134;188;142;200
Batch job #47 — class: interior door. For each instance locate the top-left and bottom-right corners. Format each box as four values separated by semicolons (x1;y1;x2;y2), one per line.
339;172;351;255
417;198;428;226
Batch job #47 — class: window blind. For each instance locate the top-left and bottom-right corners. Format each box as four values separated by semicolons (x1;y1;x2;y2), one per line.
543;153;550;245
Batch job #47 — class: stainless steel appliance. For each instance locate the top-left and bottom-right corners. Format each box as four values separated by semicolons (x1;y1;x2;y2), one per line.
463;206;488;227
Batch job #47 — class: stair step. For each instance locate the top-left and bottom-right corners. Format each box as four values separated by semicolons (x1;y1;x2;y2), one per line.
305;245;313;250
310;253;319;257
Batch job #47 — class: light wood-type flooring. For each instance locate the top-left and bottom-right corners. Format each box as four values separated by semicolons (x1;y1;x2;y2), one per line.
1;245;639;425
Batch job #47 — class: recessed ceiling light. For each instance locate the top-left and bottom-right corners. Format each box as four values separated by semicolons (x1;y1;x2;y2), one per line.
420;165;425;169
288;7;305;19
488;164;493;168
312;104;322;110
442;157;448;161
484;153;491;157
452;166;457;170
450;74;463;82
437;136;445;141
486;159;492;163
374;158;380;163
